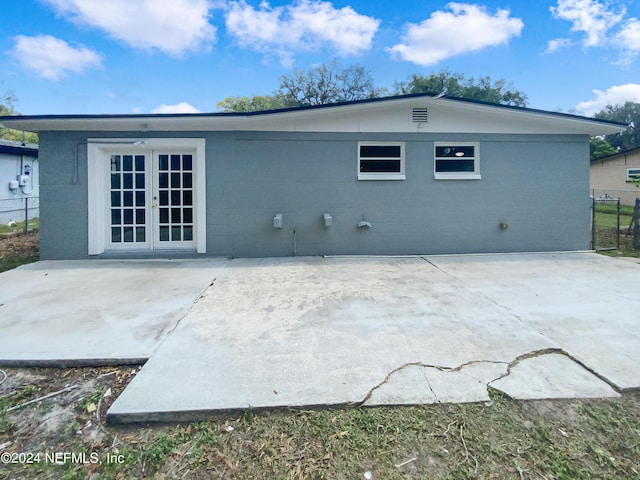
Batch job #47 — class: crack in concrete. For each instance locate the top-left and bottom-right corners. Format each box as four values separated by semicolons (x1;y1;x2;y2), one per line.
357;358;508;407
487;347;622;394
157;262;231;341
421;257;528;324
419;367;439;402
358;347;621;407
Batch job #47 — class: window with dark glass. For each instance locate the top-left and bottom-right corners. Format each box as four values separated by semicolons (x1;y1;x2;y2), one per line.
626;168;640;182
434;143;480;179
358;142;405;180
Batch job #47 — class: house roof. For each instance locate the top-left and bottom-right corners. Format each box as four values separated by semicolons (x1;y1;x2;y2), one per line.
590;146;640;164
0;139;38;157
0;93;627;136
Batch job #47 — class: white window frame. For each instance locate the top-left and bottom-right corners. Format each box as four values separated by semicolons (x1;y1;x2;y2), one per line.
87;138;206;255
626;168;640;182
434;142;481;180
357;141;405;180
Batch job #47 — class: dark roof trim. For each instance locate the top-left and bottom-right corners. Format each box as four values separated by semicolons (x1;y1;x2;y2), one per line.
0;143;38;157
591;145;640;164
0;93;628;128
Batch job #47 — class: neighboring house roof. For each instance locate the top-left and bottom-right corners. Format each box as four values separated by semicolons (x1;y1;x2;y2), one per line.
0;93;627;136
590;146;640;165
0;139;38;157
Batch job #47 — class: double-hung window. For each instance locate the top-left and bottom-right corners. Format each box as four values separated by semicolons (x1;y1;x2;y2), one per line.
358;142;405;180
434;142;480;180
626;168;640;182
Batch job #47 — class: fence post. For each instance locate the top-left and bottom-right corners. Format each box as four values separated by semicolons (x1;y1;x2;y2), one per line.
616;198;621;250
591;196;595;250
635;198;640;250
24;198;28;235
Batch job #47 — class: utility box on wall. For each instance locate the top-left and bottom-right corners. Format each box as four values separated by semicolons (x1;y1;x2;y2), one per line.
1;140;39;200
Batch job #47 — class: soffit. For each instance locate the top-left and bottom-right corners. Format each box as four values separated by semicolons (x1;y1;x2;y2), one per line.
0;95;625;136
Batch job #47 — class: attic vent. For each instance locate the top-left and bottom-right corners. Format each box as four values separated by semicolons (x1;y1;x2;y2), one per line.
412;107;428;123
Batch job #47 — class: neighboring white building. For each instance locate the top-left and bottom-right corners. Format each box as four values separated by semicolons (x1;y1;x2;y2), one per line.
0;139;39;225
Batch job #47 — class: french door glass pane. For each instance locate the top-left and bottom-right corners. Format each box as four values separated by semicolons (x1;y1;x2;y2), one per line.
109;151;194;247
157;152;194;243
110;154;146;244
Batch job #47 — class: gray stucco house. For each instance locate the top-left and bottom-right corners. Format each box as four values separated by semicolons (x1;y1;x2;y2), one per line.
0;94;625;259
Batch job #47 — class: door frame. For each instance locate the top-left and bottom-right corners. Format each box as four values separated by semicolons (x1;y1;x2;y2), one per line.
87;138;206;255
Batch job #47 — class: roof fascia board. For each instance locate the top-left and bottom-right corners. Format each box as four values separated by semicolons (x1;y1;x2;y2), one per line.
590;146;640;164
0;144;39;156
0;94;626;135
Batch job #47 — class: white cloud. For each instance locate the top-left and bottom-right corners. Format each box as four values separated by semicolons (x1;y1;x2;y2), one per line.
8;34;102;81
225;0;379;66
151;102;201;114
549;1;640;64
615;17;640;62
387;3;523;66
546;37;574;53
43;0;216;56
550;0;625;48
575;83;640;115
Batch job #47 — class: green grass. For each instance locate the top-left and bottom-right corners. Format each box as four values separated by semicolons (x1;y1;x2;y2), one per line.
0;217;39;235
594;211;633;230
593;204;639;254
593;202;636;217
4;395;639;480
0;255;39;273
0;224;39;272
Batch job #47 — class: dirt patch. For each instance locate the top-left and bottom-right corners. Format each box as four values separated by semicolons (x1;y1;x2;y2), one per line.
0;367;138;451
0;231;39;273
1;366;639;479
0;231;39;259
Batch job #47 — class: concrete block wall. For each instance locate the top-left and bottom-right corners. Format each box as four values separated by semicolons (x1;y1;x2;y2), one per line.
36;130;590;259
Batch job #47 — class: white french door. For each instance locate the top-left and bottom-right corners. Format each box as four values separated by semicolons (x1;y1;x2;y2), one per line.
106;150;196;251
88;138;206;256
152;152;196;248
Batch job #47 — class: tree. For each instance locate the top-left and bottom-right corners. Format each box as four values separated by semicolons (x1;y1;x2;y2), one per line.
279;60;386;106
594;102;640;152
394;70;529;107
216;94;293;113
216;61;386;112
589;137;617;160
217;65;527;113
0;85;38;143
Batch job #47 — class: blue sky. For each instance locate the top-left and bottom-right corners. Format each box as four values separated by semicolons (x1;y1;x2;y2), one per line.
1;0;640;116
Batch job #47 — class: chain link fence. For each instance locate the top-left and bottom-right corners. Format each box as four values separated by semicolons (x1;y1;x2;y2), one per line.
591;193;640;252
0;197;40;234
592;196;621;251
591;188;640;207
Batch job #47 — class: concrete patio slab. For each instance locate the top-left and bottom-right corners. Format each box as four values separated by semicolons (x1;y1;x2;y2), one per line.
489;353;620;400
3;252;637;422
427;253;640;391
0;259;230;365
107;253;640;423
364;361;509;406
